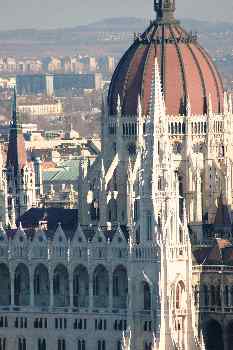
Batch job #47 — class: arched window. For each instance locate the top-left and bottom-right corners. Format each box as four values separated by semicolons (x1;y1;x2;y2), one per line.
216;286;221;306
182;122;186;134
143;282;151;310
171;123;174;134
0;338;6;350
178;122;182;134
57;339;66;350
73;265;89;308
146;211;152;241
18;338;26;350
113;266;128;309
176;281;185;309
77;339;85;350
93;265;109;308
97;340;106;350
0;264;10;305
34;264;50;307
144;342;152;350
210;285;216;306
203;285;209;306
15;264;30;306
224;286;229;307
230;286;233;306
38;339;46;350
53;265;69;307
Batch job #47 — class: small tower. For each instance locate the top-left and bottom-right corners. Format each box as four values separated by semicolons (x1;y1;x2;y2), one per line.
6;89;36;225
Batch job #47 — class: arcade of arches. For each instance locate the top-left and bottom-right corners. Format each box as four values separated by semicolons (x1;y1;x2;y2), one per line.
0;263;150;311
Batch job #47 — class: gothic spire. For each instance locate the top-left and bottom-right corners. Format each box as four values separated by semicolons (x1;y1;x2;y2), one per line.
154;0;176;22
6;88;27;171
12;87;17;127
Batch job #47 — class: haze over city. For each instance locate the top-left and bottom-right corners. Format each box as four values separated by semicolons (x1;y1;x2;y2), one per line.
0;0;232;30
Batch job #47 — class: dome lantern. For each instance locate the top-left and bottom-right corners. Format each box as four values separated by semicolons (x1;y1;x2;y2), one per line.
154;0;176;22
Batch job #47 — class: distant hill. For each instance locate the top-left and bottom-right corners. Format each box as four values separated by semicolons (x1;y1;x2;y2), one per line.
0;17;233;40
0;17;232;59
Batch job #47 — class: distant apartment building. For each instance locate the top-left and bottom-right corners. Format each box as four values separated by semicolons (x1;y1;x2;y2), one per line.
16;74;53;95
16;73;102;96
17;59;43;73
0;76;16;89
98;56;115;76
47;57;62;73
18;97;63;117
53;72;102;92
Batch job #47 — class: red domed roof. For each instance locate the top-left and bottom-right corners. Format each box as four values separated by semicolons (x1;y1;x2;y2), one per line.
108;1;224;116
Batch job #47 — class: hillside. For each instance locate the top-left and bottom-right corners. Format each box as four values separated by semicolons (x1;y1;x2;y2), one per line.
0;17;232;57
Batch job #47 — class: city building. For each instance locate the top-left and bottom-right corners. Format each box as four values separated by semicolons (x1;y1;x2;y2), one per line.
0;1;232;350
16;73;102;97
18;97;63;117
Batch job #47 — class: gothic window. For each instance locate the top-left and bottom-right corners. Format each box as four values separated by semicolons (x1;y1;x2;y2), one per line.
77;340;85;350
134;200;140;221
113;275;119;297
38;339;46;350
203;285;209;306
73;265;89;308
0;264;10;306
143;282;151;310
224;286;229;307
57;339;66;350
179;229;183;244
146;212;152;241
176;281;185;309
113;265;128;309
144;342;152;350
210;285;216;306
128;143;136;156
230;286;233;306
34;264;50;307
117;341;121;350
0;338;6;350
182;122;185;134
97;340;106;350
178;122;182;134
136;227;140;244
216;286;221;306
18;338;26;350
14;264;30;306
171;123;174;134
53;265;69;307
93;265;109;308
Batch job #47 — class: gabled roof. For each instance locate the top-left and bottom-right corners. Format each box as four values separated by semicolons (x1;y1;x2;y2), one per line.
18;207;78;231
16;207;129;243
193;238;233;265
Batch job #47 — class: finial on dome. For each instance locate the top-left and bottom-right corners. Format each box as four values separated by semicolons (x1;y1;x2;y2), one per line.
154;0;176;22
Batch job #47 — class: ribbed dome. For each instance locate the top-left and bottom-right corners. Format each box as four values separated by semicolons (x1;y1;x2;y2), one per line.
108;1;224;116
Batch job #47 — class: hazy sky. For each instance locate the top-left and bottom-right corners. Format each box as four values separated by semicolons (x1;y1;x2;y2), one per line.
0;0;232;30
